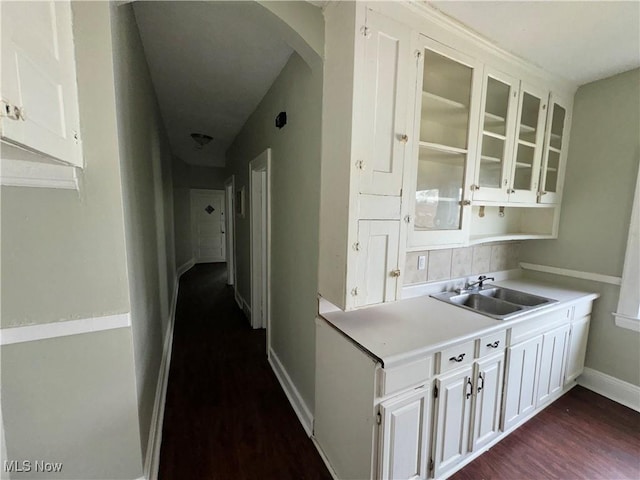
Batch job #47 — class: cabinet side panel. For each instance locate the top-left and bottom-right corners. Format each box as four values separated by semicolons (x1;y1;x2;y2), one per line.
314;318;378;480
318;2;359;309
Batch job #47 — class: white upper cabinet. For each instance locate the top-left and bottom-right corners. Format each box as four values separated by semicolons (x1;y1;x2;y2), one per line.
357;9;412;197
405;35;482;248
472;68;520;203
538;94;571;205
508;83;548;203
1;0;82;167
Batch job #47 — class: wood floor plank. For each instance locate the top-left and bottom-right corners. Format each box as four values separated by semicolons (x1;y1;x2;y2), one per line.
451;386;640;480
158;263;331;480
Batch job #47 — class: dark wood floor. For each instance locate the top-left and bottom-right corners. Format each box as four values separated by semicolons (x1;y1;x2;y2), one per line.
158;263;331;480
159;264;639;480
452;386;640;480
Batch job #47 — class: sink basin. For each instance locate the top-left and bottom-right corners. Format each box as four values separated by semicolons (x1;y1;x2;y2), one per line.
478;287;552;307
449;293;523;316
431;285;557;320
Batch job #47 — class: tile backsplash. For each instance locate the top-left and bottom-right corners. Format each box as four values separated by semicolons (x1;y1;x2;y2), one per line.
404;242;521;286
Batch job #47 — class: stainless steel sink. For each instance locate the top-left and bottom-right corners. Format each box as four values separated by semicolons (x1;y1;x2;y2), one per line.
431;285;557;320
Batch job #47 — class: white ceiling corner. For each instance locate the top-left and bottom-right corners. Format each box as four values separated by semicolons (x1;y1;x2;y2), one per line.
133;1;294;167
429;1;640;86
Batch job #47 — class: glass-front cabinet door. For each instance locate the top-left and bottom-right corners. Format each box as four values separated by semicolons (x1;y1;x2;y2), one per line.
508;83;548;203
472;68;519;203
539;95;570;204
406;35;481;247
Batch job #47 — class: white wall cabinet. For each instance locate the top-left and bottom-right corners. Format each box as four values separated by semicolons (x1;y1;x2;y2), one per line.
0;1;82;168
378;386;431;480
320;3;410;310
354;220;401;308
320;1;578;310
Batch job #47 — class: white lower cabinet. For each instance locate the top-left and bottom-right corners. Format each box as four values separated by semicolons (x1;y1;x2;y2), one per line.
379;387;431;480
432;367;473;477
314;299;594;480
471;353;505;451
432;351;504;478
536;324;570;406
565;315;590;384
502;334;543;431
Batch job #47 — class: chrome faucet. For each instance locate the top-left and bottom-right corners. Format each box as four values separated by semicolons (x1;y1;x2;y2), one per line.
464;275;495;291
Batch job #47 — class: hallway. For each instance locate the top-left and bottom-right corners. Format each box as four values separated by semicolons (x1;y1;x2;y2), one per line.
158;263;331;479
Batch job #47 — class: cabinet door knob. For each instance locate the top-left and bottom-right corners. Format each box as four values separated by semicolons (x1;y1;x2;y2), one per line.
390;269;401;278
459;199;471;206
486;341;500;348
449;353;466;363
399;134;409;144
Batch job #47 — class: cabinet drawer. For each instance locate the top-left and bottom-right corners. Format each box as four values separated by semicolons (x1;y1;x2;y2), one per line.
438;341;475;374
378;356;433;397
477;331;507;358
573;301;593;320
510;307;571;345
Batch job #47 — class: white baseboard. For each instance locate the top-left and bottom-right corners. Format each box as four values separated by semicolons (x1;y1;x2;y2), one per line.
176;258;195;278
578;367;640;412
142;271;183;480
268;348;313;437
236;291;251;320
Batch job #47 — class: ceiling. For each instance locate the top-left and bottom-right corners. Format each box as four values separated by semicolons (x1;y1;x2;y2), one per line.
429;1;640;85
133;1;294;167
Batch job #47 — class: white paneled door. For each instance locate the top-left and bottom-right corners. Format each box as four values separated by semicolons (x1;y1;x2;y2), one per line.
191;189;226;263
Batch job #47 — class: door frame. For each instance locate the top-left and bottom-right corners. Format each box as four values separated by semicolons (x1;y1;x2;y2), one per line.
190;188;226;263
249;149;271;346
224;176;236;289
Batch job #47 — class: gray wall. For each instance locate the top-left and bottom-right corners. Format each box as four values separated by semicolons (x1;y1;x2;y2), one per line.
189;165;227;190
0;3;143;478
521;68;640;386
226;51;323;411
1;8;130;329
111;2;175;460
2;330;142;480
173;157;193;269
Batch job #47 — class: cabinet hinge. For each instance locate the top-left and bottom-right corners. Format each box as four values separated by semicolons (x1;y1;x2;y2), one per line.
355;159;365;170
376;411;382;425
404;215;412;224
351;287;358;297
415;50;422;59
433;385;438;398
429;458;434;473
1;100;25;121
353;242;361;251
360;26;371;38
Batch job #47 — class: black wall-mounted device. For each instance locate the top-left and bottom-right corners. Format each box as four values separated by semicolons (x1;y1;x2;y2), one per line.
275;111;287;129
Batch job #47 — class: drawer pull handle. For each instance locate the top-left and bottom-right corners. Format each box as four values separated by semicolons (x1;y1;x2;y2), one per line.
486;341;500;349
449;353;466;363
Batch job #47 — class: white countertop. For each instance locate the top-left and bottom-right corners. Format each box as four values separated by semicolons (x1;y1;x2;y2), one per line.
319;278;599;368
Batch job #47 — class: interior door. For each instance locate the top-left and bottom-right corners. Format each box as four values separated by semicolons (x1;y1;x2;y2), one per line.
191;189;226;263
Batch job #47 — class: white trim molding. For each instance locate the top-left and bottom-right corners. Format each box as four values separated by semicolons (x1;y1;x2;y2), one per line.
0;313;131;345
0;158;78;190
578;367;640;412
614;164;640;331
520;262;622;286
268;348;313;437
